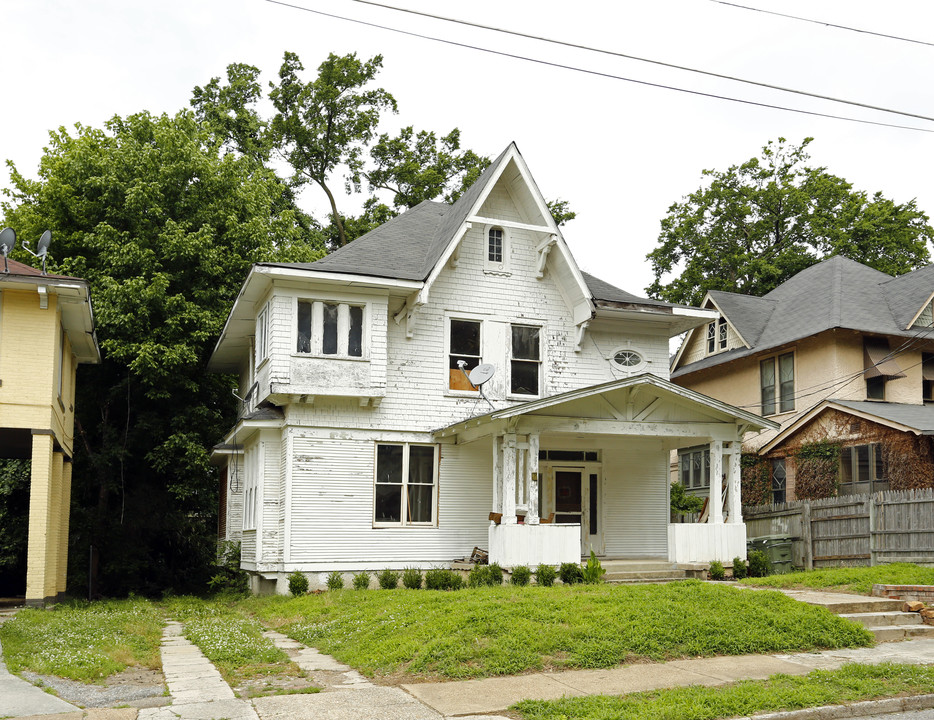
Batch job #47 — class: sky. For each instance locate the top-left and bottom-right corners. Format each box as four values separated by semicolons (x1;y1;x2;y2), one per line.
2;0;933;299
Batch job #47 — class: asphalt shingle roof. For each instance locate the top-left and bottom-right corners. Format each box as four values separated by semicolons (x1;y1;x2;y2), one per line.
675;255;934;377
829;399;934;434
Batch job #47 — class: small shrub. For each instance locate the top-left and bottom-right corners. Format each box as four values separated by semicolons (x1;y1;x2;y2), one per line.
425;568;464;590
377;569;399;590
559;562;583;585
208;541;249;595
402;567;423;589
709;560;725;581
581;551;606;584
511;565;532;586
468;565;490;588
534;564;557;587
733;557;748;580
326;571;344;590
486;563;504;586
288;570;309;597
748;550;772;578
352;571;371;590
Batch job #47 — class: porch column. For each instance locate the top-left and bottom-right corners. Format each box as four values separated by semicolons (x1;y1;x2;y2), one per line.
527;433;540;524
502;433;518;524
709;440;723;524
491;435;502;518
727;443;742;524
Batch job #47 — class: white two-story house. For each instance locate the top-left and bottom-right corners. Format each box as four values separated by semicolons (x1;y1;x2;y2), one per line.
208;143;775;592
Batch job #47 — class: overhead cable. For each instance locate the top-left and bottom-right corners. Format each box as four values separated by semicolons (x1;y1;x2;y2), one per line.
263;0;934;133
348;0;934;123
709;1;934;49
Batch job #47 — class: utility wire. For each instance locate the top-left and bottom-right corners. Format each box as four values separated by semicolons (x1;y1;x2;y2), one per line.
709;1;934;49
263;0;934;134
347;0;934;123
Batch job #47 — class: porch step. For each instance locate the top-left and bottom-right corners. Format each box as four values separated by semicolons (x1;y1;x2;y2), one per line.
839;611;927;628
819;599;905;614
605;570;691;583
864;624;934;642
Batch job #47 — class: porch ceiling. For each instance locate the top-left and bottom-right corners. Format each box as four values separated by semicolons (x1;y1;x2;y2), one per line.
433;373;777;444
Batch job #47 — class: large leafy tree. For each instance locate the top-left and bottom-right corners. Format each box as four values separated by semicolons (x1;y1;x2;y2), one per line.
194;53;575;249
646;138;933;306
2;110;323;595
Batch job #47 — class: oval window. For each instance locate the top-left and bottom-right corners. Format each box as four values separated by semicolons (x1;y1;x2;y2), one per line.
613;350;642;368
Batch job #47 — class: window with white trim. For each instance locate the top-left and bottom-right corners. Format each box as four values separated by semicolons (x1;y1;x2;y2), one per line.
448;318;481;392
374;443;438;526
706;317;727;354
483;225;510;273
255;303;269;369
760;352;794;416
296;300;364;357
510;324;541;396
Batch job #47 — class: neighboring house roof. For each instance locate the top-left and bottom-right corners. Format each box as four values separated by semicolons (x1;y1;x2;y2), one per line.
759;398;934;454
1;257;83;281
674;255;934;378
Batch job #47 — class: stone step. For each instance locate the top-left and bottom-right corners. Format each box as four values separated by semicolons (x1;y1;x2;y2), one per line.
867;624;934;642
606;576;692;585
839;611;924;628
605;570;689;581
818;599;905;614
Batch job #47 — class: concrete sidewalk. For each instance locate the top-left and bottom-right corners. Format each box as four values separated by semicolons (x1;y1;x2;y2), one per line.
0;635;82;718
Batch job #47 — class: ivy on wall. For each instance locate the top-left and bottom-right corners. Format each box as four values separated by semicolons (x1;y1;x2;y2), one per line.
882;435;934;490
741;454;771;507
794;440;840;499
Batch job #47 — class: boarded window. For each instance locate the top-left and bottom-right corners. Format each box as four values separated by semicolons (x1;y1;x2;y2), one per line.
449;319;481;391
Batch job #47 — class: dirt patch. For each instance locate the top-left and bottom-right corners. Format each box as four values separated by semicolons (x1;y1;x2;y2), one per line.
22;666;167;708
233;670;319;698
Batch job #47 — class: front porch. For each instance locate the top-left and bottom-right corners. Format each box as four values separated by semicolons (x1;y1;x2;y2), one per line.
435;375;777;568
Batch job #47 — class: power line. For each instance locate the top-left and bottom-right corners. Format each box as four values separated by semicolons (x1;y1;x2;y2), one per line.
347;0;934;124
709;1;934;49
263;0;934;134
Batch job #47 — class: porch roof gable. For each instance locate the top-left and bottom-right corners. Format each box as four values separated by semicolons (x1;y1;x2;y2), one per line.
434;373;777;442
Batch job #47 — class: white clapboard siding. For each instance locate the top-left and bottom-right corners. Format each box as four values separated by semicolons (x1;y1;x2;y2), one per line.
602;442;669;557
260;437;281;564
288;435;492;566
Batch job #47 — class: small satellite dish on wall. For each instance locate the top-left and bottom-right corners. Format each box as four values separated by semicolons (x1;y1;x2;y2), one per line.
468;363;496;387
0;228;16;273
24;230;52;275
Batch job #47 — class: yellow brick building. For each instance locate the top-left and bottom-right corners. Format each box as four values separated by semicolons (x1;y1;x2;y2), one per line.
0;258;99;605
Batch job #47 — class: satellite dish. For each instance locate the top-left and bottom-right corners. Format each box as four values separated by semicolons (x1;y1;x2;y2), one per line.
0;228;15;273
468;363;496;386
23;230;52;274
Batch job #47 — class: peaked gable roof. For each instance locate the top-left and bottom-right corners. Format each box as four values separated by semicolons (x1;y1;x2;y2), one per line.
674;255;934;377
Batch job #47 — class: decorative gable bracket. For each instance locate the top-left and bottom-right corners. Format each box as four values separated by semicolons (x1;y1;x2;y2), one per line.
393;292;424;339
536;235;557;279
574;320;589;353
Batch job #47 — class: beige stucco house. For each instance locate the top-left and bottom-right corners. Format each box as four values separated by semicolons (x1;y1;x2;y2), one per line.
671;256;934;504
0;256;99;604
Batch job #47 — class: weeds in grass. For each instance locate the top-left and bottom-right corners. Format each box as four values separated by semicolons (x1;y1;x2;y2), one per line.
0;598;163;681
247;580;872;680
514;662;934;720
741;562;934;595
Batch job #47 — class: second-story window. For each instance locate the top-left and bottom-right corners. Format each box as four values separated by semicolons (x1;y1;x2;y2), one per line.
255;303;269;368
924;353;934;402
760;352;794;416
510;324;541;396
297;300;364;357
449;318;481;392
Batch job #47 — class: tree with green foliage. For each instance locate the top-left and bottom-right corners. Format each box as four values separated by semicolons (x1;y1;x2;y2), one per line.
0;460;30;595
2;110;323;596
194;53;575;248
646;137;933;306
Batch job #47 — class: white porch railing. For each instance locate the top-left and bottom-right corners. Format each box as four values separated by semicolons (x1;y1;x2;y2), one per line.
488;524;580;567
667;523;747;564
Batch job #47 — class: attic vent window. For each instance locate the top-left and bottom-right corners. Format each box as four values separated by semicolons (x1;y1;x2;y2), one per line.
613;350;642;368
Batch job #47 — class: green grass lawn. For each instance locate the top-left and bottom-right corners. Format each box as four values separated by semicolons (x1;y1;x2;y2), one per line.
740;563;934;595
0;598;163;682
513;662;934;720
247;580;873;680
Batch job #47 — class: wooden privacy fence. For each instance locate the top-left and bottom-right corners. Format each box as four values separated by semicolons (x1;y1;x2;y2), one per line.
743;488;934;569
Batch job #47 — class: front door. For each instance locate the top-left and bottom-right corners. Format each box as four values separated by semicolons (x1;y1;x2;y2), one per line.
553;467;604;556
